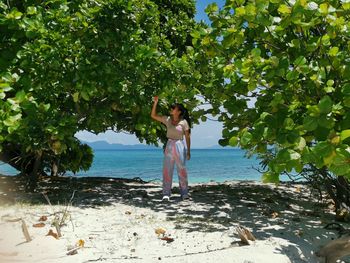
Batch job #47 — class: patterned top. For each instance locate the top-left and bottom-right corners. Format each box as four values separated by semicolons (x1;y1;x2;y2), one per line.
161;116;189;140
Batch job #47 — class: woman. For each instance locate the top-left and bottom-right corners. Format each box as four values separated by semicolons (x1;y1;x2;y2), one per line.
151;96;191;201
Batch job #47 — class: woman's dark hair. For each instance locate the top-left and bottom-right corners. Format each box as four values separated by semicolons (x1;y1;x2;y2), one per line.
171;103;191;133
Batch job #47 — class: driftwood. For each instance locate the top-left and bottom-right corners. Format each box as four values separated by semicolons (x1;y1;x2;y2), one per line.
316;223;350;263
2;216;31;242
2;217;22;223
316;235;350;263
235;226;256;245
21;219;32;242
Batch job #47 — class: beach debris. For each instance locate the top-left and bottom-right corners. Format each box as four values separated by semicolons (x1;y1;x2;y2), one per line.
33;222;45;228
155;227;166;236
316;235;350;263
235;226;255;245
160;236;174;243
21;219;32;242
295;229;304;237
336;208;350;222
52;214;62;238
271;211;279;219
66;245;79;255
77;239;85;247
66;239;85;256
46;229;59;239
39;215;48;221
0;252;19;257
2;216;22;222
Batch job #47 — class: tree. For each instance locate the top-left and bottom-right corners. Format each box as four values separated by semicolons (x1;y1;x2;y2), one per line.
191;0;350;214
0;0;201;190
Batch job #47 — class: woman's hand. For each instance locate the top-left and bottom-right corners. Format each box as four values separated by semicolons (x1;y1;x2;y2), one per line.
153;96;159;104
186;151;191;160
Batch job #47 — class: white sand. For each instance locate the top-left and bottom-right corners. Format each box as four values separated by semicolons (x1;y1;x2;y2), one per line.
0;179;346;262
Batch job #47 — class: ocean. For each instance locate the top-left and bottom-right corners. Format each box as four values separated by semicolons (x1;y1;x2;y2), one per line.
0;149;269;183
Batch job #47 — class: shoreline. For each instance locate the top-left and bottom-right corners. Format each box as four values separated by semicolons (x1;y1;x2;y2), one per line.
0;173;306;184
0;175;346;262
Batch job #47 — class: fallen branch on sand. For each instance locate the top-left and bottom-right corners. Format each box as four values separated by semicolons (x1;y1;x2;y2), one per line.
316;235;350;263
21;219;32;242
316;223;350;263
2;216;32;242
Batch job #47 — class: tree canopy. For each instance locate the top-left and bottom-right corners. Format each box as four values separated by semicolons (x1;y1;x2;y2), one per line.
3;0;350;201
191;0;350;182
0;0;202;187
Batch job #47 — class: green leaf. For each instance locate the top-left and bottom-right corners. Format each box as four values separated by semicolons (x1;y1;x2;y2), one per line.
262;172;279;184
251;48;261;57
27;6;37;15
327;80;334;87
15;90;26;103
240;131;253;146
3;114;22;127
283;118;295;130
328;47;339;57
318;116;334;129
295;137;306;151
329;149;350;176
303;116;318;131
342;84;350;96
307;105;320;117
286;70;299;81
205;3;219;14
319;3;328;14
340;130;350;141
278;5;291;14
73;92;79;103
81;91;89;101
312;142;334;158
318;96;333;114
229;136;238;147
7;9;23;19
294;56;306;66
270;92;284;107
235;7;246;16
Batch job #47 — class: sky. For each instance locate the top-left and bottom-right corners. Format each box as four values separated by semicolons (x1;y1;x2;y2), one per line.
76;0;226;149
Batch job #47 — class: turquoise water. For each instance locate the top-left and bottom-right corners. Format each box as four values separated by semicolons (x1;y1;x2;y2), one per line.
0;149;266;183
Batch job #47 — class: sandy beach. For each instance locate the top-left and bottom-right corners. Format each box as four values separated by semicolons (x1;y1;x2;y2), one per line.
0;175;347;263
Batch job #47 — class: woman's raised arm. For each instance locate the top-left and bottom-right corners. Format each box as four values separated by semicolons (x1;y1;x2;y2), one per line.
150;96;164;123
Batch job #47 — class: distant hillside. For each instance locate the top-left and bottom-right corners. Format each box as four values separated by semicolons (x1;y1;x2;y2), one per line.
82;141;158;150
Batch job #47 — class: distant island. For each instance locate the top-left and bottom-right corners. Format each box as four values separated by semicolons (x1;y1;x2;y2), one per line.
82;141;158;150
82;140;227;150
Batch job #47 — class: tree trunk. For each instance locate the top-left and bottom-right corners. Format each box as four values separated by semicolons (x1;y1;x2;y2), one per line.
1;144;44;192
25;151;42;192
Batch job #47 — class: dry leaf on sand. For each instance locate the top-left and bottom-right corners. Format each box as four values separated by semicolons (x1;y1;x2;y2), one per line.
33;222;45;228
46;229;59;239
39;216;48;221
155;228;166;236
161;236;174;243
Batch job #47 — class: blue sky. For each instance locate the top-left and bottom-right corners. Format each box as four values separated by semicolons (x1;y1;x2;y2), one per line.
76;0;226;148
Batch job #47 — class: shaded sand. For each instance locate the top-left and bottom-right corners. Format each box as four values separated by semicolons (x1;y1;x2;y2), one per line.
0;175;348;262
